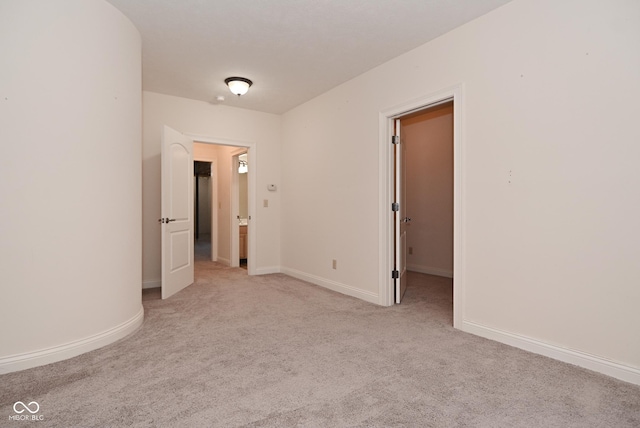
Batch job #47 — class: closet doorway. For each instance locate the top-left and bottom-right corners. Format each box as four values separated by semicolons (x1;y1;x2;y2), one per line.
380;85;464;329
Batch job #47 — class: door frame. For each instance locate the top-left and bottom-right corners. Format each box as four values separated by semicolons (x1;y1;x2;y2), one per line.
230;148;248;268
378;84;465;328
187;134;257;276
394;118;408;304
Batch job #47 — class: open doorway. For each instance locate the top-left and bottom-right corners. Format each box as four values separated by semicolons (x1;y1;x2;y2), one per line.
237;153;249;269
159;126;257;299
192;140;254;274
380;85;464;328
194;161;212;261
403;102;453;278
401;102;454;321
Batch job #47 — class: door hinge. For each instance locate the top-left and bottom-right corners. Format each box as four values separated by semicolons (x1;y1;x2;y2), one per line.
392;270;399;279
392;202;399;212
392;135;399;145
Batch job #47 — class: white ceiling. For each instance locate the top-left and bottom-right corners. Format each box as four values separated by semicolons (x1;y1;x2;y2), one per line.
105;0;513;114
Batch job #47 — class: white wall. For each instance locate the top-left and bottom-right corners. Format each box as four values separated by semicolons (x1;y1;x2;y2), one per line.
282;0;640;379
404;104;453;277
0;0;142;372
216;145;238;265
143;91;282;283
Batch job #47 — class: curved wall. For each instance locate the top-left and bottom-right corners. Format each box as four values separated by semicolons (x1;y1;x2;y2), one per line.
0;0;143;372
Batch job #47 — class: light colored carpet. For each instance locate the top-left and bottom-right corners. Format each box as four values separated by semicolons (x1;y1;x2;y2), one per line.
1;253;639;427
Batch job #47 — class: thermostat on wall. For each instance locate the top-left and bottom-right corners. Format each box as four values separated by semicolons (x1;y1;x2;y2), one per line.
267;184;277;191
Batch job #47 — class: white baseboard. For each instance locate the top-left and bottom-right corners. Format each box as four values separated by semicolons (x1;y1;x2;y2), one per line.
281;267;379;305
0;306;144;374
217;257;231;266
461;320;640;386
407;264;453;278
255;266;281;275
142;279;161;289
143;265;280;285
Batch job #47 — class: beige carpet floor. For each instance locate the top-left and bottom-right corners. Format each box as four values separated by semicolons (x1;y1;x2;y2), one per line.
1;248;639;427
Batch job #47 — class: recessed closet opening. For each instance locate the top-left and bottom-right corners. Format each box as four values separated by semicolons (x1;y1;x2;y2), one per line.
381;85;463;328
400;101;454;322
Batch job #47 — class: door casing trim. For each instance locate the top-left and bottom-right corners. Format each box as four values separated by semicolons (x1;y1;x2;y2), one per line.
378;84;465;330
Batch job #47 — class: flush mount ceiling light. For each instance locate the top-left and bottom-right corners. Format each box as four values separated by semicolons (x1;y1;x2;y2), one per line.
225;77;252;96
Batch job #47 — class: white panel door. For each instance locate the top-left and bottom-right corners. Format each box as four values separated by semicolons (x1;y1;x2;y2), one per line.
161;125;194;299
395;119;408;303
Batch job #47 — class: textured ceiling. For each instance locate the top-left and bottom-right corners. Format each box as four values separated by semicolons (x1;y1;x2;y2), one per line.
105;0;513;114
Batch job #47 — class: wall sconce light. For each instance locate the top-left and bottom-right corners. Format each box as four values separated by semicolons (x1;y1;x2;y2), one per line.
225;77;253;96
238;160;248;174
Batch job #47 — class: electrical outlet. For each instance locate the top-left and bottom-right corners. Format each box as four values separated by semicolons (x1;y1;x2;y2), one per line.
332;259;337;270
409;247;413;255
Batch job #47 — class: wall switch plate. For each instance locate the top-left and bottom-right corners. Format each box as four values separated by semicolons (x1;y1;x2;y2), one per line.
409;247;413;255
263;199;269;207
332;259;337;269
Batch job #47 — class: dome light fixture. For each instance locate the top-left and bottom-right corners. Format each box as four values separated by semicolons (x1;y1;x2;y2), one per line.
225;77;253;96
